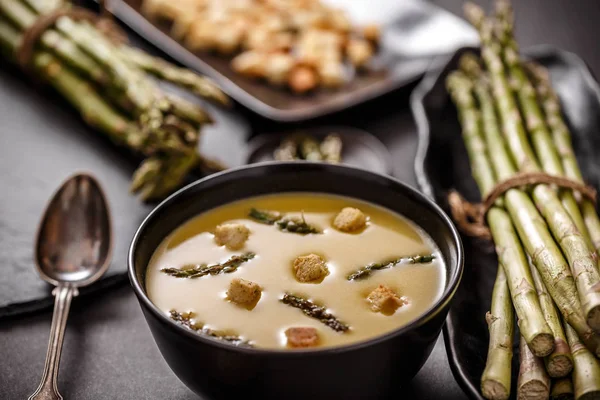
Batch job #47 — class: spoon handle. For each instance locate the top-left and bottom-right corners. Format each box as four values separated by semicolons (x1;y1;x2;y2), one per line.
28;285;78;400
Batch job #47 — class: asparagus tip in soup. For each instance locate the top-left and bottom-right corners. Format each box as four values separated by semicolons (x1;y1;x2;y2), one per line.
161;252;256;278
146;193;444;349
280;293;350;333
249;208;322;235
347;254;436;281
169;310;253;347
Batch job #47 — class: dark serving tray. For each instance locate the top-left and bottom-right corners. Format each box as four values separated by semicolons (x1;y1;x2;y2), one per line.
106;0;478;122
411;44;600;400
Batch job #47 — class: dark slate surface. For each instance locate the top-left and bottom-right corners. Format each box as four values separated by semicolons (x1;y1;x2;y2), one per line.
4;0;599;399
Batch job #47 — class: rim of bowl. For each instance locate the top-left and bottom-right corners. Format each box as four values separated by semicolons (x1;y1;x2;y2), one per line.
128;161;464;356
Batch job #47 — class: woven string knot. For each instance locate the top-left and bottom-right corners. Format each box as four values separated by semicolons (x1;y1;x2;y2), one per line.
448;171;597;239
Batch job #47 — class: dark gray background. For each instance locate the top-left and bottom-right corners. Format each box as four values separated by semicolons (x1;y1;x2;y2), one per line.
2;0;600;399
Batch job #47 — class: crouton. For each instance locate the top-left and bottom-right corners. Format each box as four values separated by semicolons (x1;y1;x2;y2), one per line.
288;64;319;94
227;278;262;305
366;285;407;313
293;254;328;282
214;223;250;250
285;327;319;348
362;24;381;44
333;207;367;232
346;38;373;69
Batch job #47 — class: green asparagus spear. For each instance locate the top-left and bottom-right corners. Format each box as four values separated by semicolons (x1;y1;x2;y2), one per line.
347;254;435;281
551;378;574;400
490;0;600;333
463;2;600;350
280;293;349;332
481;266;514;400
564;322;600;399
161;253;255;278
530;261;574;377
517;335;551;400
527;62;600;268
448;70;554;357
169;310;252;347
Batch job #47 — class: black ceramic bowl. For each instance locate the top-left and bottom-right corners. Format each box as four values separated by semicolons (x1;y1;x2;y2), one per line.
128;162;464;400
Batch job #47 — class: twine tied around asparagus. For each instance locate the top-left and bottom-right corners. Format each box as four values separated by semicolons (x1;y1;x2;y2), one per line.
16;0;127;73
448;172;597;240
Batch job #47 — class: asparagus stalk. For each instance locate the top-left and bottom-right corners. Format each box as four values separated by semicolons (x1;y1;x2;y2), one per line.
320;133;343;163
527;63;600;267
118;45;230;107
276;215;322;234
494;0;593;252
169;310;252;347
274;138;298;161
517;335;551;400
248;208;283;224
448;70;554;357
464;2;600;339
280;293;349;332
248;208;321;235
32;52;194;200
530;262;574;377
346;254;436;281
1;0;166;123
0;17;207;201
492;0;600;333
298;136;324;161
564;322;600;400
0;12;19;55
551;379;575;400
161;253;256;278
165;93;213;126
54;17;158;115
481;265;514;400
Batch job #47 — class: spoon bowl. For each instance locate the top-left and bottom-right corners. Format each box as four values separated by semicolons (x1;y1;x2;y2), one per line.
35;173;112;286
29;172;113;400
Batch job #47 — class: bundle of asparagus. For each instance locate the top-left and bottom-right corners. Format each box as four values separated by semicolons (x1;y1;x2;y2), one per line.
0;0;230;201
445;1;600;399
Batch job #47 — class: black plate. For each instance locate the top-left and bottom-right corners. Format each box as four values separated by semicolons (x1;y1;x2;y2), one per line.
245;126;394;175
106;0;478;122
411;44;600;400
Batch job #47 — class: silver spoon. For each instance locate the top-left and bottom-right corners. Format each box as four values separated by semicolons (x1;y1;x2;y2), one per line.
29;173;113;400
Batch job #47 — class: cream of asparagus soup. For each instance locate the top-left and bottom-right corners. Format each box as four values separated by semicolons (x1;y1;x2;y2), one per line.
145;193;445;349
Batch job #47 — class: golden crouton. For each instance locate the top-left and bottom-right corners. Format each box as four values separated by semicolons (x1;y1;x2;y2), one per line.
318;60;345;88
231;51;267;78
288;64;319;94
362;24;381;44
214;223;250;250
227;278;262;305
346;38;374;69
293;254;328;282
366;285;408;313
333;207;367;232
285;327;319;348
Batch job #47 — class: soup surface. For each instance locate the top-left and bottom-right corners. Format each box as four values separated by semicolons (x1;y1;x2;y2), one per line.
146;193;445;349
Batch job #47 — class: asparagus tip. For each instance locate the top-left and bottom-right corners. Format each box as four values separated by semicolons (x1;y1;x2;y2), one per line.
463;2;486;27
459;52;483;77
